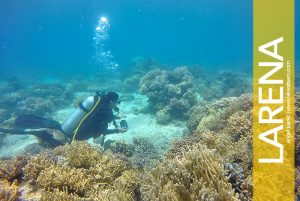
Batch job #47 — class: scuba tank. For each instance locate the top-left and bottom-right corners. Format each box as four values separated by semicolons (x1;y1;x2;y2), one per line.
61;95;96;136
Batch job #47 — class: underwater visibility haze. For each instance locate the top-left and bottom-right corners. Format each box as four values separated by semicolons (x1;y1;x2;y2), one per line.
0;0;299;200
0;0;253;80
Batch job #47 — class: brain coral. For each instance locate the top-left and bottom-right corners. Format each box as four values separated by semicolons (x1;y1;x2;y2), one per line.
139;67;197;124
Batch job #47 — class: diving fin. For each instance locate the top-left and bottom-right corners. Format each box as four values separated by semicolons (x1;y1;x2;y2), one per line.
15;114;61;130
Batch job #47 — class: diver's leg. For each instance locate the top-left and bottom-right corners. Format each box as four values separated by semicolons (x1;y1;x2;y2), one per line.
0;127;29;134
15;114;62;130
0;128;65;147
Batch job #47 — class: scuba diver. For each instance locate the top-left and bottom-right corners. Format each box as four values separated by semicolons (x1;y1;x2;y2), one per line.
0;91;128;147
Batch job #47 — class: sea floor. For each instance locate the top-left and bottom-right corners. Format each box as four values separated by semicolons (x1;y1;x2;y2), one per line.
0;92;186;158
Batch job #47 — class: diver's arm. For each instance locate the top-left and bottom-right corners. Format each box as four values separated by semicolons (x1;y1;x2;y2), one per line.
105;128;119;134
104;128;127;134
113;114;126;119
113;115;121;120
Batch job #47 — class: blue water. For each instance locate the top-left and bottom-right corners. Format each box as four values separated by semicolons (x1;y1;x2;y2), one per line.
0;0;298;80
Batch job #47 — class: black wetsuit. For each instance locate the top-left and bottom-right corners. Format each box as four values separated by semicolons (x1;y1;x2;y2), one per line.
72;101;119;140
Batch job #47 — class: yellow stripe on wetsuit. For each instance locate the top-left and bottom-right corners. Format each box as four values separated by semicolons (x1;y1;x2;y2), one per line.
72;98;101;142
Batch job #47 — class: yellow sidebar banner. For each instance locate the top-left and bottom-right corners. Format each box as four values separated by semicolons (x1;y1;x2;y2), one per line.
253;0;294;200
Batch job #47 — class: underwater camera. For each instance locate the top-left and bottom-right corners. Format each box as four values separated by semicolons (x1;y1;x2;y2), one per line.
120;119;128;129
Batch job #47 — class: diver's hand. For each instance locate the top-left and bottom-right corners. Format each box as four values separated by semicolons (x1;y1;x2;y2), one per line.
118;128;128;133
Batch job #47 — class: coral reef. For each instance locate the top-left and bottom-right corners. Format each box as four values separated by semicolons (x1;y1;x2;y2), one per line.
16;97;54;116
188;94;251;132
0;155;29;181
196;71;251;101
23;151;57;184
0;80;76;123
139;67;197;124
37;166;92;197
238;175;253;201
0;179;19;201
165;135;202;160
132;137;160;168
0;141;142;200
60;141;103;169
22;143;46;155
184;94;252;173
122;75;142;93
0;92;23;110
162;93;253;200
109;140;135;157
224;163;245;195
187;97;236;132
121;57;162;93
141;144;238;201
41;187;135;201
40;188;89;201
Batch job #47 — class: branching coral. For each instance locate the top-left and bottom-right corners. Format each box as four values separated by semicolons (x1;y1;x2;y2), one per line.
141;144;238;201
41;188;91;201
164;93;252;200
186;94;253;171
165;135;202;160
225;111;252;141
0;155;29;181
114;169;141;196
187;96;237;132
38;166;93;197
55;141;103;169
0;141;142;200
139;67;197;124
0;180;19;201
23;151;57;184
88;153;130;187
88;187;135;201
196;115;252;171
